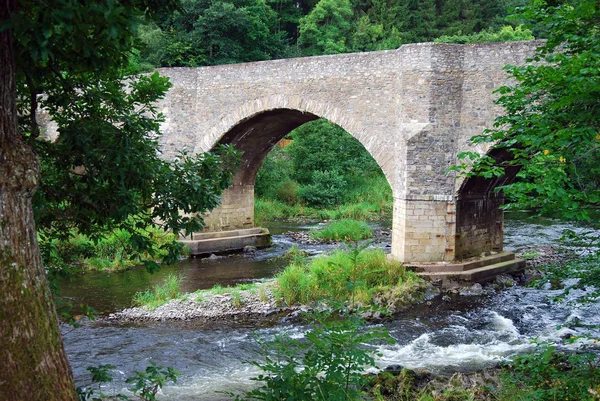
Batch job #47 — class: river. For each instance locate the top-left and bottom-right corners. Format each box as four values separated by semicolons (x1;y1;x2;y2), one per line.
60;212;600;399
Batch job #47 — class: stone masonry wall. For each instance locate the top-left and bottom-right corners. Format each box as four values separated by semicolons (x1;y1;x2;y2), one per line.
152;41;542;262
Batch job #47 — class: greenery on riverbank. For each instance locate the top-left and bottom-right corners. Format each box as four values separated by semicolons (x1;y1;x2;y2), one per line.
40;227;181;273
132;274;183;309
275;248;425;307
311;219;373;242
253;121;393;223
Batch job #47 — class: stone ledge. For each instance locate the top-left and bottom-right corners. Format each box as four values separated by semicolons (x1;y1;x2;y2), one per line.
179;228;271;256
408;252;525;286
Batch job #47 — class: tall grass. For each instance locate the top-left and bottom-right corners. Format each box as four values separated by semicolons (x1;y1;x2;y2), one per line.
275;248;421;306
132;274;183;309
255;196;391;224
311;219;373;241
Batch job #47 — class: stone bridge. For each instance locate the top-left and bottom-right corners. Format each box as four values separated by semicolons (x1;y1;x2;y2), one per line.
155;41;540;266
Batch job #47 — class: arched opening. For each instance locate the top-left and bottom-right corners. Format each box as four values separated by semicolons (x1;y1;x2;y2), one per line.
202;108;393;233
455;149;520;259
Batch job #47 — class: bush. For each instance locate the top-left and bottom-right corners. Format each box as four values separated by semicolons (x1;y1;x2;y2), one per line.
434;25;534;44
300;170;347;208
275;179;300;204
498;344;600;401
255;146;294;199
229;308;391;401
40;226;178;272
311;219;373;242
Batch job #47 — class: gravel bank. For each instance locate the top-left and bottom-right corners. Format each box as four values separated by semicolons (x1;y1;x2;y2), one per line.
108;281;295;322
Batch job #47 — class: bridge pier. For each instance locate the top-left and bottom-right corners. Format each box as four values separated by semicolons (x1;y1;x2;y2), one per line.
391;193;504;263
202;184;255;232
391;196;456;263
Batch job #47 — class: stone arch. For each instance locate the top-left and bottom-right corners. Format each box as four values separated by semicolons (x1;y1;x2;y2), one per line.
193;96;395;191
197;97;395;232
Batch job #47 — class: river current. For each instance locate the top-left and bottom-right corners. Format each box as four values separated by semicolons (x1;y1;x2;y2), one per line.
61;212;600;399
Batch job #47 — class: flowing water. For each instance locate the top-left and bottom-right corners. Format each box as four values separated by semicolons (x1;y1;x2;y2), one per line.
60;213;600;399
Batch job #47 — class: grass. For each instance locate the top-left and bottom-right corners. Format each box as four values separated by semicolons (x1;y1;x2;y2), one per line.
274;248;424;306
254;175;392;224
132;273;183;309
310;219;373;241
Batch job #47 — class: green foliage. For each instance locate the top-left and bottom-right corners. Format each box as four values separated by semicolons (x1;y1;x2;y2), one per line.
435;25;534;43
77;362;179;401
300;170;348;208
137;0;289;67
12;0;241;273
229;243;393;401
280;244;310;265
230;308;391;401
297;0;354;54
453;0;600;223
275;247;416;306
230;289;244;307
126;362;179;401
498;344;600;401
255;146;295;199
288;119;379;185
132;274;183;309
40;226;178;272
254;118;392;216
311;219;373;242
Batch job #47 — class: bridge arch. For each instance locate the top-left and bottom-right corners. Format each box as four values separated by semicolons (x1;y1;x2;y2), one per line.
153;41;541;263
194;96;395;191
199;99;396;232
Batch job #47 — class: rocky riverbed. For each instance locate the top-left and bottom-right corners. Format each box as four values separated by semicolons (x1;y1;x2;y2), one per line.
108;281;294;322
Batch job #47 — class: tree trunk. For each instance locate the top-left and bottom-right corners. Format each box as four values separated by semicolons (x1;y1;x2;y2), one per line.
0;2;77;400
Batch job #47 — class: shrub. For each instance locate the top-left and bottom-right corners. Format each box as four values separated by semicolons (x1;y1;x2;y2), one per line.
300;170;347;208
498;344;600;401
311;219;373;242
255;146;293;199
229;308;391;401
435;25;534;44
275;179;300;204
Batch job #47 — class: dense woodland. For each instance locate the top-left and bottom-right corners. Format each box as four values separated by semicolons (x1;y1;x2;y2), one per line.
131;0;531;70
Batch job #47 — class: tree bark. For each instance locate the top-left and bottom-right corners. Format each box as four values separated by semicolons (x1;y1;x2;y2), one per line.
0;2;77;399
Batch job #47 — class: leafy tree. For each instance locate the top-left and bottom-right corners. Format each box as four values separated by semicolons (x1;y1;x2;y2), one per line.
288;119;379;184
298;0;355;55
138;0;289;67
1;0;239;398
435;24;534;43
453;0;600;222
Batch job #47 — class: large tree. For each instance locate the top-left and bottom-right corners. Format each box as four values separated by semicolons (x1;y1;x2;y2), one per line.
1;0;239;398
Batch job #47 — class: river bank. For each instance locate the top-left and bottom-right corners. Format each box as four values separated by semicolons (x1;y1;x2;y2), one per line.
106;244;569;324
